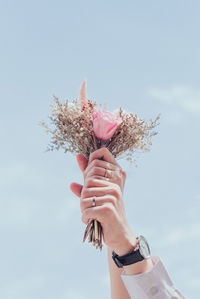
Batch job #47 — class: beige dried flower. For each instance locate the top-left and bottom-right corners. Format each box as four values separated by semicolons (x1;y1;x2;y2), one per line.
40;94;160;163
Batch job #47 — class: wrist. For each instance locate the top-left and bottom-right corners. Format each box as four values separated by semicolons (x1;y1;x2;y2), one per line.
123;257;154;275
112;233;138;256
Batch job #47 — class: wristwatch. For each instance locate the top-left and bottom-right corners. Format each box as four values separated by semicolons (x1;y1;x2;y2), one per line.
112;235;151;268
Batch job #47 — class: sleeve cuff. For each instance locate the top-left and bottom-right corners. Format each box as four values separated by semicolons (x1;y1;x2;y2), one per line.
120;255;185;299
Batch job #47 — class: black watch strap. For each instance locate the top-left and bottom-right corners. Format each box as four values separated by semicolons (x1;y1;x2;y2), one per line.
112;248;144;268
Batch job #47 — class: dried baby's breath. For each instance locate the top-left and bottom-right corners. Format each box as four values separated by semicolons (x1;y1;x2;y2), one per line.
40;96;160;163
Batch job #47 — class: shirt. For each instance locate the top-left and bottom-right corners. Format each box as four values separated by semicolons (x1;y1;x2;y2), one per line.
121;255;186;299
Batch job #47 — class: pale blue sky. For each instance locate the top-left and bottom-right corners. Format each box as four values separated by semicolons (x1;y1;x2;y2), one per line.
0;1;200;298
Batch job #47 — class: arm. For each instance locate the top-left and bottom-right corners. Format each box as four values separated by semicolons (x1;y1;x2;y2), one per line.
70;148;186;299
107;247;154;299
107;247;130;299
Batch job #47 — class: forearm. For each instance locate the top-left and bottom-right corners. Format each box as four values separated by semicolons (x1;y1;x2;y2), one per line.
107;247;131;299
107;246;154;299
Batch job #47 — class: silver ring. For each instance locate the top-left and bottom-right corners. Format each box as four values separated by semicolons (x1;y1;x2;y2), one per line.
92;196;96;207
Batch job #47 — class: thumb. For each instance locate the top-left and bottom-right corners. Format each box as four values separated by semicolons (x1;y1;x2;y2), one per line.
70;182;83;197
69;154;87;198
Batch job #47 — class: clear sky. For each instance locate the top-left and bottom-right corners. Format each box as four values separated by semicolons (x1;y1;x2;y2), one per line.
0;1;200;298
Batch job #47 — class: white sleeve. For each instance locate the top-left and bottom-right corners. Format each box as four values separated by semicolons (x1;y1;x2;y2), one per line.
120;255;186;299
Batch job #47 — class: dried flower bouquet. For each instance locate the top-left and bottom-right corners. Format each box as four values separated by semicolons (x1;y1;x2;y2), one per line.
40;79;160;250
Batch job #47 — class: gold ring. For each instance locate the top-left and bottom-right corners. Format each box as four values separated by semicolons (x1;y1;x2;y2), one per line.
104;169;112;179
104;169;108;178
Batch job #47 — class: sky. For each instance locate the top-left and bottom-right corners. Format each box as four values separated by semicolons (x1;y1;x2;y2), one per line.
0;0;200;298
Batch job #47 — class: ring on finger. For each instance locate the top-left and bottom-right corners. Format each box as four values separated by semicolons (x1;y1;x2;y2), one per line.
104;169;112;179
92;196;96;207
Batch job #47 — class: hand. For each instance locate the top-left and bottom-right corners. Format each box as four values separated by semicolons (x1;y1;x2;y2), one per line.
83;149;126;193
70;148;137;256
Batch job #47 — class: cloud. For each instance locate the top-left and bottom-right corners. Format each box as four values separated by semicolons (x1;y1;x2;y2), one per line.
147;85;200;114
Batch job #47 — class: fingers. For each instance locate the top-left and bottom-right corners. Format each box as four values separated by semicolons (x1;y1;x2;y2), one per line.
120;169;127;190
80;195;117;213
70;182;83;197
88;147;119;167
84;159;118;179
81;185;122;201
76;153;88;172
84;161;125;191
86;168;123;187
85;177;109;188
81;203;115;224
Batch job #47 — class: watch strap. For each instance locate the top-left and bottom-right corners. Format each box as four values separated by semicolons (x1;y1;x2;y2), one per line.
112;248;144;268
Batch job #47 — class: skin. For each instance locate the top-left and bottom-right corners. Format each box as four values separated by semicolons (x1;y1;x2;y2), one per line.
70;148;154;299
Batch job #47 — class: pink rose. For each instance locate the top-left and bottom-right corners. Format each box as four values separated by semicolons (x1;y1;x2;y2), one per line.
93;109;122;140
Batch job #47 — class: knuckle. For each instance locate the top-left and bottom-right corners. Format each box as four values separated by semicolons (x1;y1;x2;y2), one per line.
80;200;86;212
101;147;107;154
110;186;121;199
85;178;91;187
86;177;96;187
103;147;109;154
89;151;95;161
98;147;108;158
103;203;113;214
91;166;98;175
87;166;102;179
93;159;99;167
81;187;88;199
83;168;89;179
84;168;92;179
116;170;122;180
107;195;116;206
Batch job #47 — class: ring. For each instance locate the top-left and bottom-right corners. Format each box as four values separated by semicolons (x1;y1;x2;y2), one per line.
104;169;112;179
92;196;96;207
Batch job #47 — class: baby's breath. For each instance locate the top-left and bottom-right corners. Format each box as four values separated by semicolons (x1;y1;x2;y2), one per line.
40;96;160;163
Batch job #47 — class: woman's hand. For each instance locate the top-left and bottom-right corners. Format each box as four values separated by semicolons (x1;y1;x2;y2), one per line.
70;148;137;256
83;149;126;192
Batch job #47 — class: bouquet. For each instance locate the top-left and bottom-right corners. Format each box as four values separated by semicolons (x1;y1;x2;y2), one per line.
40;79;160;250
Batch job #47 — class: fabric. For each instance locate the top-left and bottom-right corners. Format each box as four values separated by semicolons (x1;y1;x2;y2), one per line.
121;255;186;299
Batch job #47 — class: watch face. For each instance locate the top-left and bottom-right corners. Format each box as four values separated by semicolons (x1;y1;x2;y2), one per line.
138;236;151;258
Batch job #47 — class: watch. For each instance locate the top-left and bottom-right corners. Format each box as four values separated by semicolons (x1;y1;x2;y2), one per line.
112;235;151;268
